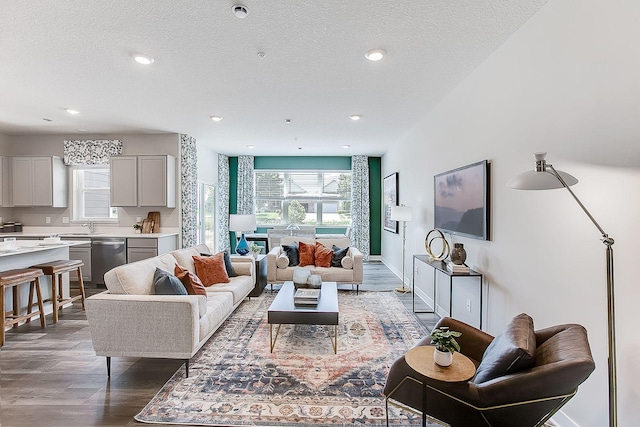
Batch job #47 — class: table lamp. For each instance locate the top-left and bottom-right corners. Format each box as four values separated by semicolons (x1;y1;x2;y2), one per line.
229;214;256;256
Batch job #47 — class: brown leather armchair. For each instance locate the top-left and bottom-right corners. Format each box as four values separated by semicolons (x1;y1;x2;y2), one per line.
383;316;595;427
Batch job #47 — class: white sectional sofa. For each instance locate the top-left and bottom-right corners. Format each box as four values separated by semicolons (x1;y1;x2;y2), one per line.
85;244;255;377
266;236;363;292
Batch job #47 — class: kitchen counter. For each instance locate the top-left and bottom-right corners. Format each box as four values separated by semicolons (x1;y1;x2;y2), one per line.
0;231;179;239
0;239;88;258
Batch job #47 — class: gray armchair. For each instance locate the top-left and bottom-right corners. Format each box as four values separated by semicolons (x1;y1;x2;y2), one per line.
383;316;595;427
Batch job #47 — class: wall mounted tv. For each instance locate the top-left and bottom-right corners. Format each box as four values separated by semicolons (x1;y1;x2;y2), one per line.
434;160;490;240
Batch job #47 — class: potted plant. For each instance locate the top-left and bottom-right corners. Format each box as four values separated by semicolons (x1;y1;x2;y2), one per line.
249;242;262;258
430;326;462;367
133;223;142;234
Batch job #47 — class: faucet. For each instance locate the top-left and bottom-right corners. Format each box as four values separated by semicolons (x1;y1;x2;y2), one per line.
82;222;96;234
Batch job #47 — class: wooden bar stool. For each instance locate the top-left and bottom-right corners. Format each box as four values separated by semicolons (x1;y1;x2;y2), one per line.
29;260;86;324
1;268;46;346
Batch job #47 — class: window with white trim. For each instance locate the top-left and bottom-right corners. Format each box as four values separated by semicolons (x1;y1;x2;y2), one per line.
254;170;351;226
72;167;118;221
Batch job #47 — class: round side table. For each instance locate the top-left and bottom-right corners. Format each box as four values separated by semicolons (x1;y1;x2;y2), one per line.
404;345;476;426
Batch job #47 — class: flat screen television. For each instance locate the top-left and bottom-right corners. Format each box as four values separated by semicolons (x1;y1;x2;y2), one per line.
434;160;490;240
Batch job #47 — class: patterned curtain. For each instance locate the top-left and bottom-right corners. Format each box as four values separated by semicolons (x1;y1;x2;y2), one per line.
217;154;230;252
63;139;122;165
237;155;255;215
180;135;198;248
351;155;370;260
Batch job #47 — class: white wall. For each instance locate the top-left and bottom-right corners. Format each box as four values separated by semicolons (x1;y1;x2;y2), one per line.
197;144;218;184
382;0;640;426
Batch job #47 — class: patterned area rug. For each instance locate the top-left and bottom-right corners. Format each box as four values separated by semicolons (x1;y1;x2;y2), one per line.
135;290;437;426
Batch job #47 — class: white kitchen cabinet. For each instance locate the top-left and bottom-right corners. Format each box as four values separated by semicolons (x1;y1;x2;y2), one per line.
11;156;67;207
110;155;176;208
109;156;138;207
66;239;92;282
127;235;178;263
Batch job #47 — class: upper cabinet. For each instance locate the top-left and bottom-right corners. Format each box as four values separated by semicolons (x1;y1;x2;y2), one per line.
110;155;176;208
11;156;68;207
0;156;10;207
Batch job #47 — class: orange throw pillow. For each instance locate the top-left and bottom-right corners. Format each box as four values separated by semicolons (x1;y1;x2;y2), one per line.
298;241;316;267
193;253;230;286
315;242;333;268
174;264;207;296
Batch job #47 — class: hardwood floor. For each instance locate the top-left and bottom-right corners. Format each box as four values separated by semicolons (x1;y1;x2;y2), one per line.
0;261;439;427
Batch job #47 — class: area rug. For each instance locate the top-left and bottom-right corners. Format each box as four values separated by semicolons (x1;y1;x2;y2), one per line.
135;290;437;426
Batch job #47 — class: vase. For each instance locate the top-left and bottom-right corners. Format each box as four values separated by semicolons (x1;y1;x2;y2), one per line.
450;243;467;265
434;348;453;367
235;233;250;255
292;267;311;288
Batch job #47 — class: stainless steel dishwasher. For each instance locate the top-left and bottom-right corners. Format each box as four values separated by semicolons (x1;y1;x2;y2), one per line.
91;238;127;285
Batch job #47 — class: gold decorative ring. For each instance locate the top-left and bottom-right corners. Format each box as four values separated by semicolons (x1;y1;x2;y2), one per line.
425;229;450;261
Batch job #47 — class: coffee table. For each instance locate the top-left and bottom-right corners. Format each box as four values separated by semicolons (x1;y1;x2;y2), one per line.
267;281;339;353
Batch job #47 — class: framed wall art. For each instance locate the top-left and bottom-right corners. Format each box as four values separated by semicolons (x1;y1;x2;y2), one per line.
383;172;398;233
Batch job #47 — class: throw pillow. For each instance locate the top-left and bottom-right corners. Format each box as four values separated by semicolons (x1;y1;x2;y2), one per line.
276;254;290;269
331;245;350;267
315;242;333;268
298;241;315;267
199;250;237;277
153;268;187;295
281;241;300;266
193;253;230;286
341;256;353;269
474;313;537;384
174;264;207;296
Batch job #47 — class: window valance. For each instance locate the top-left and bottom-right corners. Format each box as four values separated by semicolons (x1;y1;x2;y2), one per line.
63;139;122;166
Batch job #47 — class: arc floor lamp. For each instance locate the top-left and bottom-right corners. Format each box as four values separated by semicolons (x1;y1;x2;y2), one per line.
508;152;617;427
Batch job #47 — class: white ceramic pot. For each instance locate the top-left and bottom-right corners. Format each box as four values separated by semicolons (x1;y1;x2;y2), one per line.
434;348;453;367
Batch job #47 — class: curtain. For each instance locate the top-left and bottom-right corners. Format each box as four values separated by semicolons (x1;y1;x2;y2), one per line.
180;134;198;248
63;139;122;165
351;155;370;260
237;155;254;215
217;154;230;252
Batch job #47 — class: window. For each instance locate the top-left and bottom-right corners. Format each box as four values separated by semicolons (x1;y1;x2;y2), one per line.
197;182;215;248
72;167;118;221
255;170;351;226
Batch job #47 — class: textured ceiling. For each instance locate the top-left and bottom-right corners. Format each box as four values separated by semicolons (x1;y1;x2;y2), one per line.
0;0;548;156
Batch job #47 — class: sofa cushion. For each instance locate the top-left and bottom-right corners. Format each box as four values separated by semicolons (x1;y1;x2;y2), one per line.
153;268;187;295
299;241;315;266
174;264;207;296
282;241;300;266
104;253;177;295
314;242;333;268
474;313;536;384
193;253;230;286
341;255;353;269
205;275;255;306
331;245;349;267
276;254;290;269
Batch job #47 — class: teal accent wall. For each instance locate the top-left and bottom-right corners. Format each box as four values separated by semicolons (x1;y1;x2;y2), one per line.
229;157;238;251
229;156;382;255
255;156;351;170
369;157;382;255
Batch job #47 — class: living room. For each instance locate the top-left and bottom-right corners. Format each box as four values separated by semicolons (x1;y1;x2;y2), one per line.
1;1;638;427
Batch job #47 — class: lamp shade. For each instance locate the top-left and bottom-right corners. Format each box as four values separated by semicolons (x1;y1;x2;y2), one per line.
390;205;413;222
507;152;578;190
229;214;256;232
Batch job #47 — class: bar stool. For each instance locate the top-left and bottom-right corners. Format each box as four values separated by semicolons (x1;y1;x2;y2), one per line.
1;268;46;346
29;260;85;324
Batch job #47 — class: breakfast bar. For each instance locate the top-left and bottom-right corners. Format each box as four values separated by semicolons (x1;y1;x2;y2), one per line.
1;240;86;323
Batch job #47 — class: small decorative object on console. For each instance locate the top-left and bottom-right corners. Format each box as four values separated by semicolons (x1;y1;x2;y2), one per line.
306;274;322;288
450;243;467;265
425;229;450;261
430;326;462;367
447;262;470;273
292;267;311;288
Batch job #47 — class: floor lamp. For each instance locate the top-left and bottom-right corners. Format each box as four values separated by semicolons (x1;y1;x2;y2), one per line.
508;152;617;427
391;205;413;293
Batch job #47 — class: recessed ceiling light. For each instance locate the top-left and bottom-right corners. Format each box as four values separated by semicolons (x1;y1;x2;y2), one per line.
210;116;223;122
131;53;154;65
342;145;350;149
349;115;361;121
42;118;52;122
77;129;89;132
65;108;80;115
365;49;386;61
232;4;249;18
285;119;292;124
247;145;255;149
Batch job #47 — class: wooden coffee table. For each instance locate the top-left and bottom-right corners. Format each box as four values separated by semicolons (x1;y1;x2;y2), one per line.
267;281;339;353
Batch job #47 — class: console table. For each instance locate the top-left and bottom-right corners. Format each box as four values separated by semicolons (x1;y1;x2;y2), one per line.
412;255;484;329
